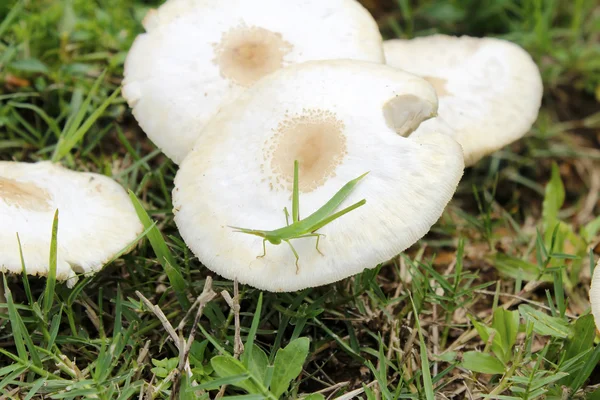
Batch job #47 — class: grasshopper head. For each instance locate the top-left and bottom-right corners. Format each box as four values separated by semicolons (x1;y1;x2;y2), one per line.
229;226;267;238
229;226;282;245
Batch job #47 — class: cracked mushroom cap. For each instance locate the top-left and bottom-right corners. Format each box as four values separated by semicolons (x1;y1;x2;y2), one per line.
384;35;543;166
0;161;143;286
123;0;384;164
591;259;600;331
173;60;465;292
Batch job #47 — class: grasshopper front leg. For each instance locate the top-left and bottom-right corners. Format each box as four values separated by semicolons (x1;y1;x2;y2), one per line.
256;239;268;259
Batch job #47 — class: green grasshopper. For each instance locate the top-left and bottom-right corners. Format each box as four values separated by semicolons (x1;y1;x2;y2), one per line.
230;160;368;272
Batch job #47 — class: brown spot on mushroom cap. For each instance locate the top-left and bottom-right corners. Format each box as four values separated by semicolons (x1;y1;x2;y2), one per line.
213;25;293;87
0;177;52;212
265;110;347;192
383;94;436;137
423;76;450;97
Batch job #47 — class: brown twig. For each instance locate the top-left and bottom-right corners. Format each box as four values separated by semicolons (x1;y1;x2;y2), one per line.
216;279;244;399
136;277;217;400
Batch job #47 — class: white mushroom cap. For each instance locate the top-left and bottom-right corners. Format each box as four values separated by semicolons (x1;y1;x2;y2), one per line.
123;0;384;164
590;258;600;331
0;161;143;286
384;35;543;166
173;60;465;292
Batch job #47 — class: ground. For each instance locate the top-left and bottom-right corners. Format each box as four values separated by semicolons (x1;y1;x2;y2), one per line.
0;0;599;399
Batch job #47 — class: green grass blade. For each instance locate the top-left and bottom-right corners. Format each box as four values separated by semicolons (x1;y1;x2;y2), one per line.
128;190;190;308
43;209;59;320
0;0;23;38
16;233;33;306
23;378;47;400
242;293;263;367
8;101;61;138
410;294;434;400
3;275;28;361
53;86;121;161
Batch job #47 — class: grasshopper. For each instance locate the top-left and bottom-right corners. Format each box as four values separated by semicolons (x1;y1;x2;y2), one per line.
230;160;368;272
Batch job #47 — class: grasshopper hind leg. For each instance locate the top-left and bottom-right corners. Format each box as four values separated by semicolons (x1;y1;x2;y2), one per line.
284;239;301;274
296;233;327;256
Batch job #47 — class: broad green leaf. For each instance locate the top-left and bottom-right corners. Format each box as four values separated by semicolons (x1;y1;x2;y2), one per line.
469;316;504;364
270;338;310;398
9;58;49;74
302;395;326;400
150;367;169;378
518;305;571;338
211;355;262;394
437;351;457;363
462;352;506;375
493;254;552;282
565;315;595;360
189;340;209;366
194;373;251;391
492;308;520;363
583;216;600;242
248;345;269;386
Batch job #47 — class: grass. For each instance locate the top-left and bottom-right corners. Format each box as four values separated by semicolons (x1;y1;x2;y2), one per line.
0;0;599;398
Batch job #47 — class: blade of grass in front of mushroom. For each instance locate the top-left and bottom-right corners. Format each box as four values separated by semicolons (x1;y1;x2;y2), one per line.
230;161;368;268
128;190;190;308
42;209;59;322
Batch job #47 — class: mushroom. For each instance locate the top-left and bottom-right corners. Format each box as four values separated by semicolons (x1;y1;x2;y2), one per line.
0;161;143;286
173;60;465;292
122;0;385;164
590;258;600;331
383;35;543;166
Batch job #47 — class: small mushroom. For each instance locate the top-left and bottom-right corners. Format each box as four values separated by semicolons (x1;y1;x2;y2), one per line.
173;60;465;292
123;0;384;164
384;35;543;166
0;161;143;286
590;258;600;331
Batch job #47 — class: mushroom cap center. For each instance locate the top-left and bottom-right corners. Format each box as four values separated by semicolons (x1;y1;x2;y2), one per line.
0;177;52;212
264;110;347;193
213;25;293;87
